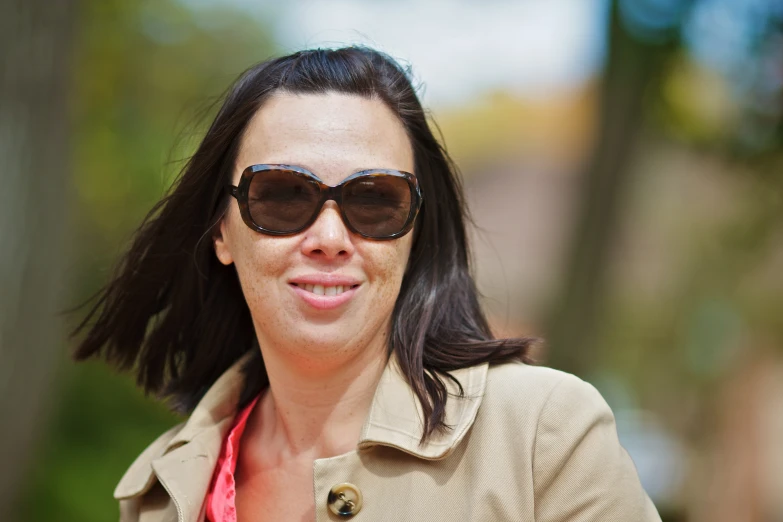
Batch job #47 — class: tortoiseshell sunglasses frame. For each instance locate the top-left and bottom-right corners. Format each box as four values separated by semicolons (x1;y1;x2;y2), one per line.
225;164;423;240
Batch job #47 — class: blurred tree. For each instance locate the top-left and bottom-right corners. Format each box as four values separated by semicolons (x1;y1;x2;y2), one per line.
545;0;689;376
546;0;782;375
11;1;277;520
0;0;76;518
546;0;783;519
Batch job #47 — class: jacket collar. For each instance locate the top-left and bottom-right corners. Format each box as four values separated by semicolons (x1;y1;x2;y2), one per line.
114;351;488;501
358;355;488;459
113;351;253;502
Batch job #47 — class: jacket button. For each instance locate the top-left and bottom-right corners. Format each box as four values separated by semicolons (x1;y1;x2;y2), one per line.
327;482;363;517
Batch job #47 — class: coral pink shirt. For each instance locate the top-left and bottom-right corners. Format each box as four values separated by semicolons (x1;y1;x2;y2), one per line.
204;395;260;522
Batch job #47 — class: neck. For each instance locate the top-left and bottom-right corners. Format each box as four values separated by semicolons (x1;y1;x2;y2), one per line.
247;335;389;460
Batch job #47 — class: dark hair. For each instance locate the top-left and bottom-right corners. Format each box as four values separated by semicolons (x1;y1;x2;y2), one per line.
72;47;534;442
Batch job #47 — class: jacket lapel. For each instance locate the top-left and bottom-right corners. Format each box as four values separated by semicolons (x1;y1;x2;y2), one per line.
114;353;253;521
358;354;488;459
151;422;231;522
115;351;489;521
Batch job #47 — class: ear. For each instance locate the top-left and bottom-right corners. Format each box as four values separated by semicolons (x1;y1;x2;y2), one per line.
213;218;234;266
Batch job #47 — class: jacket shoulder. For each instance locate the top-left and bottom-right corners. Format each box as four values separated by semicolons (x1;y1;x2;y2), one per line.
480;362;612;436
483;361;578;407
114;421;186;500
472;361;583;444
484;362;624;432
482;362;661;520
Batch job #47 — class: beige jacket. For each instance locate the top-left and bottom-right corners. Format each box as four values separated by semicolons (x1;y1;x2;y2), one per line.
114;355;661;521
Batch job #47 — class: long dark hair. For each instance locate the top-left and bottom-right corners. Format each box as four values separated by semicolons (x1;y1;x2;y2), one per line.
72;47;534;442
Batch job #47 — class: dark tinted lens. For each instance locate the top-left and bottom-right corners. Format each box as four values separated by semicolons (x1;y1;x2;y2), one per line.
342;175;412;237
248;169;320;232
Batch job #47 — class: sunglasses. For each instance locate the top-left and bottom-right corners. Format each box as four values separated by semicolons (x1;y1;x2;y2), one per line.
226;164;423;240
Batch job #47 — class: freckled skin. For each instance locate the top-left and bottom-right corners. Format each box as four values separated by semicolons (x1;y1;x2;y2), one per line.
213;92;415;374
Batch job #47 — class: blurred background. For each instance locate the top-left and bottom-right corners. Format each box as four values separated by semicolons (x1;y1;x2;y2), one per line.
2;0;782;520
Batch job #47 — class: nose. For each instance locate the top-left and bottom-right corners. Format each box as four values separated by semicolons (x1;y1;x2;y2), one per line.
300;201;355;260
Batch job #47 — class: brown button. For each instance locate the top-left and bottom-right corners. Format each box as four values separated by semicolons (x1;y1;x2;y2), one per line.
327;482;363;517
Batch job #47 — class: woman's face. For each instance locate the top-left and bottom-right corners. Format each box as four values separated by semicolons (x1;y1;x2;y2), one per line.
214;92;415;366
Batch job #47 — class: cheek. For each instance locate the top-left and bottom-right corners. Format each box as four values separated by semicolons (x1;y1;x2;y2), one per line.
231;243;295;335
227;230;293;298
365;239;413;303
225;209;283;269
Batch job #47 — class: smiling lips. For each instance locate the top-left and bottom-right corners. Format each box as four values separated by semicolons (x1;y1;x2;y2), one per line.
291;283;356;296
289;276;362;310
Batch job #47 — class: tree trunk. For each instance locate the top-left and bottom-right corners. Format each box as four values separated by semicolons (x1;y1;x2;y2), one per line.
544;2;666;375
0;0;75;517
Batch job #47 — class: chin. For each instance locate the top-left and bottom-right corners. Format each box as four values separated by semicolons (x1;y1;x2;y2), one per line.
290;321;383;357
300;324;357;347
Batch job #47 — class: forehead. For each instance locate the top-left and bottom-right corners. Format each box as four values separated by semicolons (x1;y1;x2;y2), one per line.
235;92;414;185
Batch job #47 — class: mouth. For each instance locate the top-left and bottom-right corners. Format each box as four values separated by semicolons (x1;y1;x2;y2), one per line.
290;282;361;296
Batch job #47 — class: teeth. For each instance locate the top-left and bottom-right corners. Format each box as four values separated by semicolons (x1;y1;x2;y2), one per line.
295;283;351;296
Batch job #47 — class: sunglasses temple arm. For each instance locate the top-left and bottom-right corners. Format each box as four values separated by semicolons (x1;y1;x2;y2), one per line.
225;184;239;198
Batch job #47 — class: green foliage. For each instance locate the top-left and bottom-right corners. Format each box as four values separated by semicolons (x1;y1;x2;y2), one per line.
71;0;276;260
15;1;276;520
16;361;180;522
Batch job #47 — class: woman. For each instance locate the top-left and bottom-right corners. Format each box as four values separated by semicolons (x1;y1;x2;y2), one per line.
73;47;661;521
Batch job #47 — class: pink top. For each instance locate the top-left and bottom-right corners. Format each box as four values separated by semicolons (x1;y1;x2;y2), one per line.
205;395;260;522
